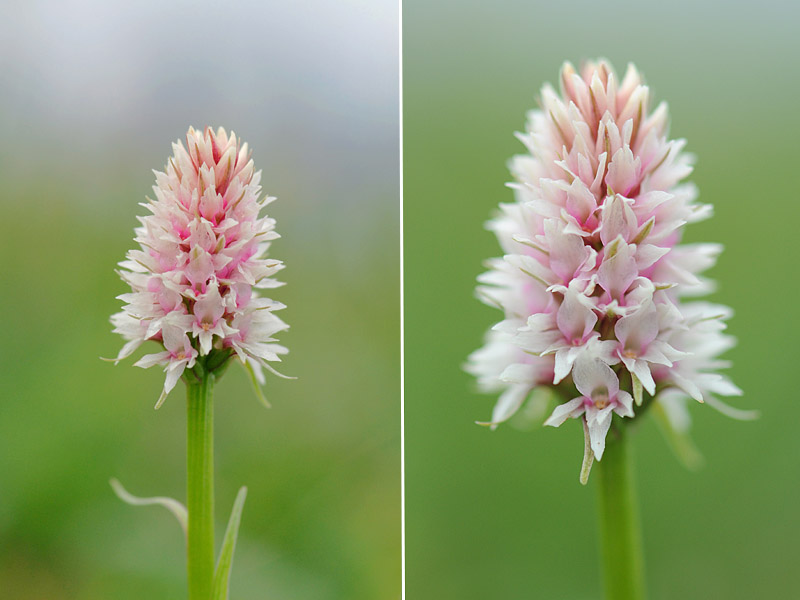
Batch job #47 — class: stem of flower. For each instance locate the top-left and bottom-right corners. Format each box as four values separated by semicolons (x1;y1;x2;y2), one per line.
187;370;215;599
596;425;646;600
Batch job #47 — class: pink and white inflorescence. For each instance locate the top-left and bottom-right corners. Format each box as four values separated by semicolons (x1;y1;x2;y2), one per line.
111;126;288;407
466;60;746;467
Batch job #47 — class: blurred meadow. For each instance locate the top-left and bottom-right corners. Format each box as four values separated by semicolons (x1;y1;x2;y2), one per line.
0;1;399;599
404;0;799;598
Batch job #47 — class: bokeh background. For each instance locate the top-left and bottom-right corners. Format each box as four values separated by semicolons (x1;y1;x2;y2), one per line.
0;1;399;598
405;1;798;598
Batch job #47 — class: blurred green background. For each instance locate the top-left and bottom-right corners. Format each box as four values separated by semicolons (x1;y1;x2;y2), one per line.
0;1;399;598
404;1;798;598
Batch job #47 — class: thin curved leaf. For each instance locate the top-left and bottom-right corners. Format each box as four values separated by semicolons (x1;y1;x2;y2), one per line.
110;478;188;536
212;486;248;600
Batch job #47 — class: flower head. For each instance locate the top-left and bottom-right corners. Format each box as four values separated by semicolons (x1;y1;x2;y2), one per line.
111;126;288;407
466;60;751;476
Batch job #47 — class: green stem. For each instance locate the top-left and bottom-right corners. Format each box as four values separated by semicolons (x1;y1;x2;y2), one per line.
596;426;646;600
187;372;215;600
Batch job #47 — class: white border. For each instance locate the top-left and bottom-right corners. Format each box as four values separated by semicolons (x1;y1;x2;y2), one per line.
398;0;405;597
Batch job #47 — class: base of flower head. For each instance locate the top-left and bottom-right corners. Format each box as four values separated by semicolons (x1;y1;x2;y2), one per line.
122;341;289;410
185;348;235;382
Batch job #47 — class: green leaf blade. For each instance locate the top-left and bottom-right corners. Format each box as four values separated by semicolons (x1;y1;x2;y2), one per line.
212;486;248;600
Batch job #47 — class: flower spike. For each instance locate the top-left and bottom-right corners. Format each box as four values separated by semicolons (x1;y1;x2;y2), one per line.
109;127;289;406
466;60;747;477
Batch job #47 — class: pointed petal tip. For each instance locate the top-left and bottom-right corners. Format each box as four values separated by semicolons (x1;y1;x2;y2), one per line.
154;389;168;410
261;362;297;380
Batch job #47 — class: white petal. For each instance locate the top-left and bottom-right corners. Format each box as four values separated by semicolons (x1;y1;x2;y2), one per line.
635;243;670;270
593;405;615;427
134;351;170;369
488;385;530;427
556;286;597;343
544;397;584;427
499;363;537;385
544;219;591;280
641;340;684;367
573;353;619;398
597;238;638;299
671;372;704;402
629;359;656;395
115;339;143;363
605;146;640;196
156;363;185;409
615;301;658;352
505;253;554;286
198;330;213;356
600;194;637;245
552;346;581;384
615;391;635;417
587;412;613;460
